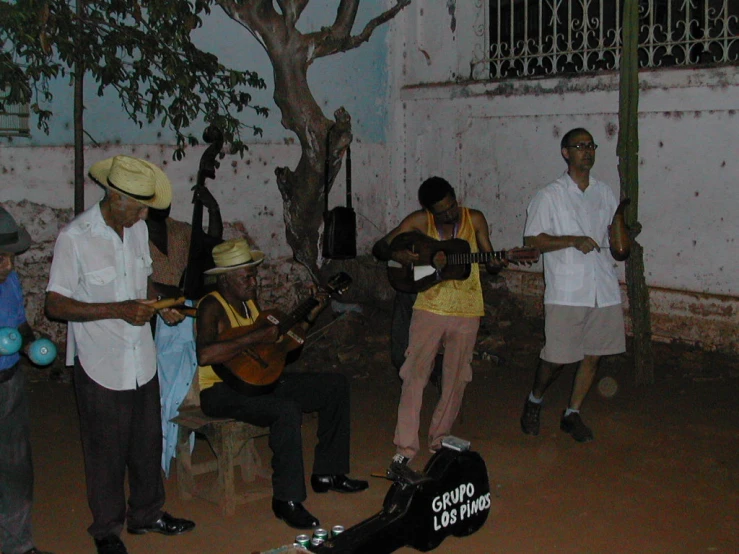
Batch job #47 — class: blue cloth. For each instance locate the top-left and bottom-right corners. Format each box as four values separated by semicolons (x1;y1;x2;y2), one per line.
156;302;197;477
0;272;26;371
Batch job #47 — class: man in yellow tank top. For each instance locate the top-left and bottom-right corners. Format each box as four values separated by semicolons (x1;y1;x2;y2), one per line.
195;239;368;530
372;177;505;470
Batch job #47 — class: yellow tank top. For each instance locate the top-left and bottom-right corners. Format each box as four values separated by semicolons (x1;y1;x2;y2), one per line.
413;207;484;317
197;292;260;391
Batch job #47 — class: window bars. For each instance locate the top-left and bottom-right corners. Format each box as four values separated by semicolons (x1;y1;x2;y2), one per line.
0;89;30;137
477;0;738;80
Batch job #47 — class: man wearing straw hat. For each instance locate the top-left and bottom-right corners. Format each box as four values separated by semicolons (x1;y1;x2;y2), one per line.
0;206;54;554
195;238;368;530
45;156;195;554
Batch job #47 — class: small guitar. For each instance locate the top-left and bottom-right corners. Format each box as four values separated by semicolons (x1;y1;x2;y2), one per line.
386;232;540;293
213;272;352;396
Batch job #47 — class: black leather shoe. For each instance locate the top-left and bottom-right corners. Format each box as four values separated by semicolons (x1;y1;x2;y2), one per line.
127;512;195;536
94;535;128;554
272;499;319;529
311;473;369;494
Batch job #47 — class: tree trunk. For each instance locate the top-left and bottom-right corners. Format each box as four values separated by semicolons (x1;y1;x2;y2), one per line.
73;0;85;215
617;0;654;384
268;39;352;280
215;0;409;279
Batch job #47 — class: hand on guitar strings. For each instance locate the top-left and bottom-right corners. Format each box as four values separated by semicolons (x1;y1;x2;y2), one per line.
304;285;330;325
392;248;420;267
485;257;508;275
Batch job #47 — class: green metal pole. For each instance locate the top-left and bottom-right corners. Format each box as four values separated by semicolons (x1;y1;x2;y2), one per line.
617;0;654;384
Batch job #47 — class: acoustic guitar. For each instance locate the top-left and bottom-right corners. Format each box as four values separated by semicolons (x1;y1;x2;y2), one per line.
386;231;540;293
213;272;352;396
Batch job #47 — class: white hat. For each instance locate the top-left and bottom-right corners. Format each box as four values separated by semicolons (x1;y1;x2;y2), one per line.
89;155;172;210
205;238;265;275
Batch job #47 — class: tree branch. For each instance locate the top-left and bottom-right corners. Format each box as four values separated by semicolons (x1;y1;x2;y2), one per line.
332;0;360;36
216;0;287;50
275;0;310;28
312;0;410;59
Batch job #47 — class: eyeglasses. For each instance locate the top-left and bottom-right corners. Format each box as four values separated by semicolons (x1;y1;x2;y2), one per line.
567;142;598;151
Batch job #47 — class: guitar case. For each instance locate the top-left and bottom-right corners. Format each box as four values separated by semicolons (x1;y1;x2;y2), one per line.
313;445;491;553
322;143;356;260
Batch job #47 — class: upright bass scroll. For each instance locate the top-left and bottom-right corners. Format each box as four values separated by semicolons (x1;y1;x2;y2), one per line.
181;125;225;300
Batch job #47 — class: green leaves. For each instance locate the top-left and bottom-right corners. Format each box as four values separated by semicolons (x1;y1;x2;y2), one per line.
2;0;268;158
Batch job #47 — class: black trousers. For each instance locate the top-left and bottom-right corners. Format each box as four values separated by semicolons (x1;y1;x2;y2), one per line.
73;360;165;539
200;372;351;502
0;366;34;554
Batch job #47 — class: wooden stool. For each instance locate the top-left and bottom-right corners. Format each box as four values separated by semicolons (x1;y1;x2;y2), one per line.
172;399;271;515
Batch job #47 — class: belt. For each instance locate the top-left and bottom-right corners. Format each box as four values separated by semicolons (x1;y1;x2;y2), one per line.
0;363;19;384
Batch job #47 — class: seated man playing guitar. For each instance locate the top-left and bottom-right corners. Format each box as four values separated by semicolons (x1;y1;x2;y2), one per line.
372;177;506;473
195;238;368;530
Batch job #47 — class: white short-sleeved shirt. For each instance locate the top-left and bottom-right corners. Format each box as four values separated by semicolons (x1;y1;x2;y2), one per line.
524;172;622;308
46;202;156;390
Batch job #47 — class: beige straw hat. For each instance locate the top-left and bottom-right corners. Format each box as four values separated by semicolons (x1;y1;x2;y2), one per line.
205;238;265;275
89;155;172;210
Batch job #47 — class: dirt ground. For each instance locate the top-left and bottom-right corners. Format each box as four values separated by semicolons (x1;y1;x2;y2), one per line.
23;295;739;554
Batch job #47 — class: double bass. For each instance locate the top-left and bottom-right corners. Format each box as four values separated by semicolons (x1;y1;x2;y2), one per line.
181;125;225;300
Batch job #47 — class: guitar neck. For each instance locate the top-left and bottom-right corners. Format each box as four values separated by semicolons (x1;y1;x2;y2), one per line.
447;250;507;266
278;298;319;334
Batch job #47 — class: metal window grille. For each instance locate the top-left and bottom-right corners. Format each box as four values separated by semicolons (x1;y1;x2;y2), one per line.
481;0;738;80
0;91;30;137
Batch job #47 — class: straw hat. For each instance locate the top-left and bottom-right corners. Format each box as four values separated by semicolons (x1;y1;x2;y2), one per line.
89;155;172;210
0;206;32;254
205;238;265;275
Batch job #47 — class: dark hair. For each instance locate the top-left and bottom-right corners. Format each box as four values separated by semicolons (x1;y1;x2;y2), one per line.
418;177;455;210
148;205;171;222
560;128;592;150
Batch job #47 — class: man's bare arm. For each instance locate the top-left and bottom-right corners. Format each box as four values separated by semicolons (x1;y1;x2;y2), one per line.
471;210;505;274
45;291;157;326
524;233;600;254
195;296;278;367
372;210;427;264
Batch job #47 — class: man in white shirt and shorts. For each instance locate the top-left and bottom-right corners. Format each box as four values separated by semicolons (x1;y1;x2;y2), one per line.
520;128;628;443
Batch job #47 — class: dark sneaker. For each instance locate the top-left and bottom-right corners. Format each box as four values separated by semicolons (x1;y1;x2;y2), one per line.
560;412;594;443
520;398;542;436
387;453;409;476
386;454;427;485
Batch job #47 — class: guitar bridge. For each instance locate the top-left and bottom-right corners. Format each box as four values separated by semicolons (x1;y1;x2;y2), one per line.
287;330;304;344
242;348;269;369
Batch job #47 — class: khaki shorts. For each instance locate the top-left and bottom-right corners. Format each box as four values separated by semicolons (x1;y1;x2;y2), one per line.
541;304;626;365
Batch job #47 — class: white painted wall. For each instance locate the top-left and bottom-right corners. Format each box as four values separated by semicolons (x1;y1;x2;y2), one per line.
386;1;738;297
0;142;388;259
382;0;738;351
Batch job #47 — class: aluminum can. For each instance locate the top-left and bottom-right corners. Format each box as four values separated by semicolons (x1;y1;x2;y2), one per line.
313;528;329;540
331;525;345;537
310;536;325;547
295;534;310;548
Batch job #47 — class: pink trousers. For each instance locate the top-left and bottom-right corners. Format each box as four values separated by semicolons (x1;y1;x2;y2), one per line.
394;310;480;459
